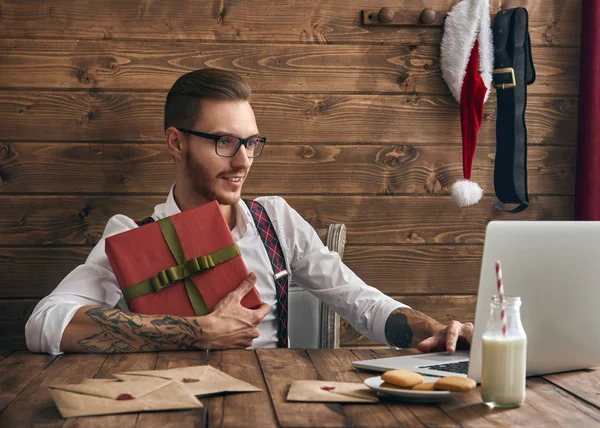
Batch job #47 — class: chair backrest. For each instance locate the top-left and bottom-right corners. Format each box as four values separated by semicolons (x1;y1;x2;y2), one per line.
288;224;346;349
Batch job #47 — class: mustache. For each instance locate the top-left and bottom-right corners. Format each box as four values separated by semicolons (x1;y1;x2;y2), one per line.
219;170;247;178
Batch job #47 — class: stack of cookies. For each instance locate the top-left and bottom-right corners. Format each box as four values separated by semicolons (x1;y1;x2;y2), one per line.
380;370;476;393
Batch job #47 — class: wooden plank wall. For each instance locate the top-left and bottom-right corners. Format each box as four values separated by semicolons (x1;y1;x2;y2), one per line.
0;0;579;349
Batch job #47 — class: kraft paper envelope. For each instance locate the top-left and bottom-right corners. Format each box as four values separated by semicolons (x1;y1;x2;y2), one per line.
48;377;203;418
114;365;261;397
287;380;379;403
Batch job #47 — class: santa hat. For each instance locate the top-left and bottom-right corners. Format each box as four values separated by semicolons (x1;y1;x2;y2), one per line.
440;0;493;207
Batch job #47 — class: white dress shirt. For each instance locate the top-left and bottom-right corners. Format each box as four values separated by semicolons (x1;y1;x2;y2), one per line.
25;186;406;355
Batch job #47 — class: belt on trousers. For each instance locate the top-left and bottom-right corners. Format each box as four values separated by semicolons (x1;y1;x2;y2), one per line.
492;8;536;213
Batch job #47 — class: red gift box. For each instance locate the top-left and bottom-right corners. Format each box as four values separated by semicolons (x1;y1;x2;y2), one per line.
105;200;262;317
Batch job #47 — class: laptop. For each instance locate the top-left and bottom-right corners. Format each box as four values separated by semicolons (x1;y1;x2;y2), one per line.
352;221;600;382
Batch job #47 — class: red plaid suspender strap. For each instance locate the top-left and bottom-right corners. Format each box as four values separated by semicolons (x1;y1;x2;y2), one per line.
243;199;289;348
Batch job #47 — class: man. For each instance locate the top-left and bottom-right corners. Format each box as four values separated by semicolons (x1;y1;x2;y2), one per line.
25;68;473;355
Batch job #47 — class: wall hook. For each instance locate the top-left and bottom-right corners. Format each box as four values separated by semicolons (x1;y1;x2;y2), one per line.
362;7;447;26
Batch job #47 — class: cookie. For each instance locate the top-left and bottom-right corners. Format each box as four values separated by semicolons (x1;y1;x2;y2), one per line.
380;381;410;390
434;376;477;392
381;369;424;388
411;382;436;391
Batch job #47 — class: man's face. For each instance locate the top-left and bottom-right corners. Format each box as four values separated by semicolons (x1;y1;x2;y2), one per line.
182;99;258;206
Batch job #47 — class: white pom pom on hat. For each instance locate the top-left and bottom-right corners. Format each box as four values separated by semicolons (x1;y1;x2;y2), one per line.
452;179;485;208
440;0;493;207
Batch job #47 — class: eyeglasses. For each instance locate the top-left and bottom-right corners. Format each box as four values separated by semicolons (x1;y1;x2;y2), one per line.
178;129;266;158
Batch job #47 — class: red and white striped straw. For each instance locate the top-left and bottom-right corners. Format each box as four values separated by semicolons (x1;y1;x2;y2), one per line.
495;260;507;336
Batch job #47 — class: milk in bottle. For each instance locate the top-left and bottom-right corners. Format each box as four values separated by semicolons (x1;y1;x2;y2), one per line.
481;296;527;408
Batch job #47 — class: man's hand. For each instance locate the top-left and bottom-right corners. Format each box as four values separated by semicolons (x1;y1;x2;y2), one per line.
384;308;473;353
203;272;271;349
417;320;474;353
60;272;271;353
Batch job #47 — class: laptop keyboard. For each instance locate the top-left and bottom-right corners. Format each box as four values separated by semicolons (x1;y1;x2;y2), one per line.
417;361;470;375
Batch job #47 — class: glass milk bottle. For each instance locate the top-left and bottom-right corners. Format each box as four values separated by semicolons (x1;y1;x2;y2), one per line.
481;296;527;408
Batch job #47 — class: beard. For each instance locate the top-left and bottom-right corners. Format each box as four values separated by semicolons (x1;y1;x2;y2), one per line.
184;150;242;206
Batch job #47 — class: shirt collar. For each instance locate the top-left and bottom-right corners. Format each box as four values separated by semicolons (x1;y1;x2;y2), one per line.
163;184;181;217
163;183;254;235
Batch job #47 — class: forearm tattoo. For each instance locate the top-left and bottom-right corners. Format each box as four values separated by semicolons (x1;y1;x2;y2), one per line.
77;307;203;353
384;310;414;348
384;308;439;348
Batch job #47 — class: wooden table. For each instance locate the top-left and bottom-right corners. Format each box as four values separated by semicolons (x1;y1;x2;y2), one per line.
1;348;599;427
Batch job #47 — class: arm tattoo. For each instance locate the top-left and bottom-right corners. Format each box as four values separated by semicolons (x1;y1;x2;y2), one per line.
384;310;414;348
384;308;440;348
77;307;203;353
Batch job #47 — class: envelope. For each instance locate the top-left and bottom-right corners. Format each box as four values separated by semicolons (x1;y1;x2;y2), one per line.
114;365;261;397
287;380;379;403
48;377;203;418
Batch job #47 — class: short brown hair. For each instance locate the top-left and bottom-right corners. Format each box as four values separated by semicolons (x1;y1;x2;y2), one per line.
164;68;251;132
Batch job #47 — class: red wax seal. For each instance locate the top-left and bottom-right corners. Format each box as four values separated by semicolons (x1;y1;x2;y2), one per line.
116;393;135;400
320;386;336;391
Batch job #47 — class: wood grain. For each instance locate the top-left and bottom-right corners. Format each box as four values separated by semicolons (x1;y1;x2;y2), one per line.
0;245;485;298
434;377;600;427
133;351;207;428
0;350;598;427
0;143;576;195
350;348;458;427
0;0;581;46
94;353;158;378
62;353;159;428
207;350;277;428
256;348;352;427
135;351;212;428
1;247;95;298
349;349;600;426
340;295;477;347
0;39;580;95
508;378;600;426
0;195;574;247
0;92;578;145
137;350;277;428
306;348;421;426
342;245;484;295
544;368;600;409
0;353;108;427
0;299;37;349
0;351;57;413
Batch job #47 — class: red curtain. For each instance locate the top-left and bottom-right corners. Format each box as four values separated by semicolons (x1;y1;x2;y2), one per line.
575;0;600;219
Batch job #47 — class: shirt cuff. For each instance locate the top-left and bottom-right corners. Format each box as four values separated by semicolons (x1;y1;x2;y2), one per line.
371;299;410;346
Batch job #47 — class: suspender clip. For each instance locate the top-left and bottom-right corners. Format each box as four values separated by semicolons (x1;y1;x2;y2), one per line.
273;270;288;280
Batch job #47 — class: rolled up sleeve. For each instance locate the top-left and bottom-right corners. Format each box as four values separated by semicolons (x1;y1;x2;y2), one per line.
25;214;137;354
263;196;408;345
290;246;407;344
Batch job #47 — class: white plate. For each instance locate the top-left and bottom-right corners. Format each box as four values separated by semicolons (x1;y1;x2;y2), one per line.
363;376;453;403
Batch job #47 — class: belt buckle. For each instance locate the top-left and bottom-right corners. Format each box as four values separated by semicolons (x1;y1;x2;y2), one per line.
493;67;516;89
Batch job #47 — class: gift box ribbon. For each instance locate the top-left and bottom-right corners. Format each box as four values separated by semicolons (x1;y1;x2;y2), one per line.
122;216;241;316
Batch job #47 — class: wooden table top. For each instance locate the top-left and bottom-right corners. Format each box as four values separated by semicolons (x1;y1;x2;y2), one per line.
1;348;599;427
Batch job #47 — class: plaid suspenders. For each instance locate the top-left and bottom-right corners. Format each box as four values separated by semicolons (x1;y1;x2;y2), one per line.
136;200;290;348
243;199;289;348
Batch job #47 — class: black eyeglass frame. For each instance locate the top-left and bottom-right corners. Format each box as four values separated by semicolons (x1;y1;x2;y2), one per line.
177;128;266;158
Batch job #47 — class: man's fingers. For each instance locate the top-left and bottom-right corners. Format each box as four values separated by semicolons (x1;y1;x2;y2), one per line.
462;322;474;344
445;321;461;353
235;273;257;300
255;302;272;321
417;336;439;353
418;322;473;354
